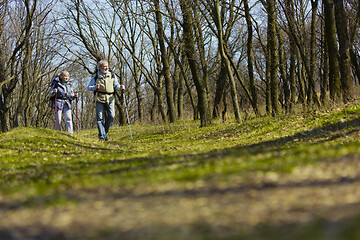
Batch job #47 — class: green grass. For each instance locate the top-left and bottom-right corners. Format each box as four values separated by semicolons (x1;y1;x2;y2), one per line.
1;105;360;197
1;104;360;239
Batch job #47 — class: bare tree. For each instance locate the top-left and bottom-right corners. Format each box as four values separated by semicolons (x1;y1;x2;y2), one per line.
0;0;38;132
244;0;260;116
212;0;241;122
153;0;176;123
180;0;212;127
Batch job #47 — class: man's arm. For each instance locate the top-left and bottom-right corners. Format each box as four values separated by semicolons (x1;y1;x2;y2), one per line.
113;75;121;91
113;75;125;91
87;75;96;91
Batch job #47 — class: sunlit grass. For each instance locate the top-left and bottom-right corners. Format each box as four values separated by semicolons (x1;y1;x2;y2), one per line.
1;104;360;202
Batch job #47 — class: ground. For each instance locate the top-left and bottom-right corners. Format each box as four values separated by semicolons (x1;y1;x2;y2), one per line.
1;155;360;239
1;106;360;239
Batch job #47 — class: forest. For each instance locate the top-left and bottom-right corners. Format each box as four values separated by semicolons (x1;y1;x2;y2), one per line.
0;0;359;132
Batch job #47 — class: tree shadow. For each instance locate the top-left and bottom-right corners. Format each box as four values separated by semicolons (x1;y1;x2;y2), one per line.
1;117;360;209
1;118;360;239
242;117;360;151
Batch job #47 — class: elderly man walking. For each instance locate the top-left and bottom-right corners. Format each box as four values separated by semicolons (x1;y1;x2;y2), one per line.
87;60;125;141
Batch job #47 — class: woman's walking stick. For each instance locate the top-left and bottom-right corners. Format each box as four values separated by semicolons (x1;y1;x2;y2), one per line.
54;96;57;130
121;89;133;140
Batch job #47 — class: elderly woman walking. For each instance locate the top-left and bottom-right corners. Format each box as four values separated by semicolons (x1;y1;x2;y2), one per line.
50;70;78;134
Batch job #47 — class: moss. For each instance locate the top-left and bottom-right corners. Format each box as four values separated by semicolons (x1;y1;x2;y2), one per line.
1;105;360;204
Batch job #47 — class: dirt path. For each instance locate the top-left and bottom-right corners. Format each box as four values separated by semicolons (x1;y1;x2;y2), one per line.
1;156;360;239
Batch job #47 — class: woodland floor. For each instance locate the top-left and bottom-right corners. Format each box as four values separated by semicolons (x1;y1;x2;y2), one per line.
2;156;360;240
1;106;360;239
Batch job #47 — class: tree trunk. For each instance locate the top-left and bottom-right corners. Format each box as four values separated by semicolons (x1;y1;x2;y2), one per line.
134;77;143;122
156;76;167;123
15;38;31;128
115;62;126;126
323;0;341;102
298;60;306;105
213;0;241;123
285;0;298;112
320;18;329;105
265;38;271;115
266;0;279;116
180;0;211;127
276;25;290;112
308;0;320;107
350;50;360;85
193;3;211;106
334;0;353;103
244;0;260;116
0;92;10;132
349;2;360;84
154;0;176;123
213;61;227;119
177;62;185;119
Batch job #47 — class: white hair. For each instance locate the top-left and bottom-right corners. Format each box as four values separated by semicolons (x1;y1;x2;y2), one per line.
98;60;109;68
59;70;69;77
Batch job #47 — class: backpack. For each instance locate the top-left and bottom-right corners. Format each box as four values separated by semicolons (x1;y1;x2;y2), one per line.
93;68;116;97
93;68;115;81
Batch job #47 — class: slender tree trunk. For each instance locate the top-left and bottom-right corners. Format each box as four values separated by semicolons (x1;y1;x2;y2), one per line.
334;0;353;103
173;60;180;117
150;93;157;122
244;0;260;116
276;26;290;113
115;91;126;125
222;83;229;122
179;50;197;120
297;59;306;104
266;0;279;116
154;0;176;123
213;61;227;119
351;50;360;85
163;33;193;120
193;3;210;106
14;38;31;127
177;63;185;119
115;61;126;125
265;40;271;115
349;2;360;84
156;76;167;123
308;0;320;107
134;78;143;122
180;0;211;126
285;0;298;112
0;92;10;132
320;17;329;105
179;48;196;120
323;0;341;102
213;0;241;123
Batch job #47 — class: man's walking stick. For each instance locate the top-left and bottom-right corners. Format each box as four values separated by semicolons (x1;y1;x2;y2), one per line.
121;89;133;140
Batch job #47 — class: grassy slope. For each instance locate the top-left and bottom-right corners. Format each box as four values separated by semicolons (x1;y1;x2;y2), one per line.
1;105;360;239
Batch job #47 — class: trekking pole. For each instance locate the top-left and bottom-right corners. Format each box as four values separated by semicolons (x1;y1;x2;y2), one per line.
121;89;133;140
75;93;79;134
54;95;57;130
